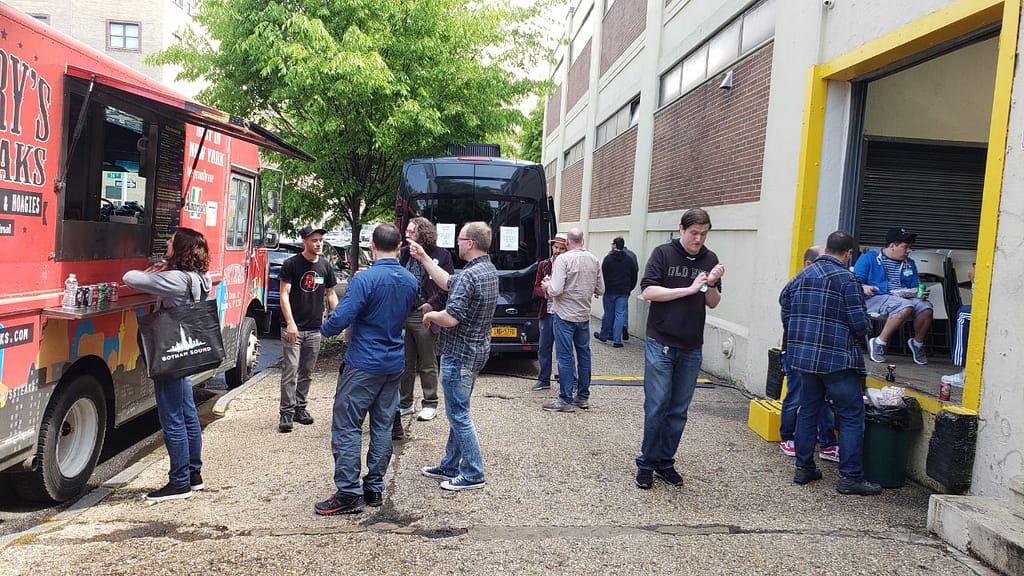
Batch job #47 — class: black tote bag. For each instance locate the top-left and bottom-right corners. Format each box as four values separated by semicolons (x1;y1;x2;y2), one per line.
138;273;225;380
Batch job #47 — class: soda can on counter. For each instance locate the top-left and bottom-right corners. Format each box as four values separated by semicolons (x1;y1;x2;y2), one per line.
87;285;98;307
885;364;896;383
108;282;119;302
939;380;951;401
76;286;89;308
97;282;107;306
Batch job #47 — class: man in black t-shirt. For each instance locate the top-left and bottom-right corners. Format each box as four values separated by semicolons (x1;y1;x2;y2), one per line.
635;208;725;489
278;225;338;432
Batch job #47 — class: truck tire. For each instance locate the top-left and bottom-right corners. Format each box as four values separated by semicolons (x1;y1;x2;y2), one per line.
12;374;107;503
225;316;259;389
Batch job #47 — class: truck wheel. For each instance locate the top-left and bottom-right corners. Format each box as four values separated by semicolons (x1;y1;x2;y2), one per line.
225;316;259;389
12;374;107;503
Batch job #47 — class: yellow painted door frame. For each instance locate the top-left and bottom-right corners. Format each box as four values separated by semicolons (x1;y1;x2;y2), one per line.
789;0;1020;415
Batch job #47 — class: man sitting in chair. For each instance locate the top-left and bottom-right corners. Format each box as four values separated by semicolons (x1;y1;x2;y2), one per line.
853;227;933;365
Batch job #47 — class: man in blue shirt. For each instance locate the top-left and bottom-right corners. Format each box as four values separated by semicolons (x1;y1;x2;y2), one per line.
853;227;934;365
314;223;418;515
781;230;881;496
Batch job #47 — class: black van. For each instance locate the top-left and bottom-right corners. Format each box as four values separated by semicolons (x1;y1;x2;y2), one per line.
397;156;556;354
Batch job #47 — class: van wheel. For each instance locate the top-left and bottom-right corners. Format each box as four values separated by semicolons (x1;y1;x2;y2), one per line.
225;316;259;389
12;374;107;503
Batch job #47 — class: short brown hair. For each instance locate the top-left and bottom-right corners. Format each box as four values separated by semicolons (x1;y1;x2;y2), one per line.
462;222;491;252
680;208;711;230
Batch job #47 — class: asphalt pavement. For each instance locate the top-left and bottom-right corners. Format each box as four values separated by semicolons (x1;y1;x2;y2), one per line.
0;327;996;575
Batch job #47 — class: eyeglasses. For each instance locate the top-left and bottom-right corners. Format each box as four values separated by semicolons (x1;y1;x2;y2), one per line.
457;237;473;243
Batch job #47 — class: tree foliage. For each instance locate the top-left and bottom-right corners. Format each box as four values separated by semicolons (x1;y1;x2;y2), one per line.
517;101;545;163
152;0;554;266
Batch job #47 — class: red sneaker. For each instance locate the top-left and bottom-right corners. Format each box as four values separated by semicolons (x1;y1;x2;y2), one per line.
779;440;796;457
819;445;840;463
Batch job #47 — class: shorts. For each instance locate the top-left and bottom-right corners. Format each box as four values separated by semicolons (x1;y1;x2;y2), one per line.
865;294;933;318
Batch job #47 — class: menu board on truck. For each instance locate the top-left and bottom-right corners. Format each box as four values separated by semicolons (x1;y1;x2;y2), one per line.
151;124;185;257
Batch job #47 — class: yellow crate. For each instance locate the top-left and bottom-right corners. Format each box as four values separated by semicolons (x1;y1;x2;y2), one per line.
747;398;783;442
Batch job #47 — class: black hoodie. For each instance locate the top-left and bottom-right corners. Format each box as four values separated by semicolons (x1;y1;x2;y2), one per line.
640;240;721;350
602;249;638;295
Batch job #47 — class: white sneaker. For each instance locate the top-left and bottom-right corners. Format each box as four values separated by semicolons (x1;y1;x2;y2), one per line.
399;406;415;416
941;371;965;387
417;407;437;421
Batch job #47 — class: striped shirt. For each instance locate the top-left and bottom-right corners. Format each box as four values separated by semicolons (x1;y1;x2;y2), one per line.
438;255;499;373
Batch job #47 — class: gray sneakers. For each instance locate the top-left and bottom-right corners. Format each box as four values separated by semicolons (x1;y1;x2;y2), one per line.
907;339;928;365
542;398;575;412
868;337;886;363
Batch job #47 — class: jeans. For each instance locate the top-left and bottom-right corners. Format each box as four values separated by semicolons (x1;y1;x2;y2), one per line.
331;365;401;496
434;355;485;483
536;314;554;386
796;369;865;480
598;293;629;345
400;311;439;409
779;357;836;447
154;376;202;487
280;328;322;414
553;315;592;404
636;338;702;471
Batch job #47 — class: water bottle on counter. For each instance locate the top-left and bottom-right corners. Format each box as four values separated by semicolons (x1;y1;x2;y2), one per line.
62;274;78;309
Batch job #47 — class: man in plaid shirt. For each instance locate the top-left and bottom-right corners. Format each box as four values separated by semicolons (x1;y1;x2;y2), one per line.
407;221;498;491
780;230;881;496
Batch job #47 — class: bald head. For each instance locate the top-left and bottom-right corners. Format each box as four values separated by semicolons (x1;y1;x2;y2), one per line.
803;245;823;268
566;228;584;249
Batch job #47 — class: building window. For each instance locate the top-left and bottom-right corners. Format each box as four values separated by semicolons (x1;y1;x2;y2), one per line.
658;0;776;106
596;96;640;149
563;140;585;167
605;0;616;14
108;22;140;52
570;6;593;64
30;14;49;25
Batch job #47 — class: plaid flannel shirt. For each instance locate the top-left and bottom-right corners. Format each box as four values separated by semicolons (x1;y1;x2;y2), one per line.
437;255;499;373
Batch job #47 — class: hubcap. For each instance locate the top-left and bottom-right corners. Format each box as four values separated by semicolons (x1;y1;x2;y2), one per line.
56;397;99;478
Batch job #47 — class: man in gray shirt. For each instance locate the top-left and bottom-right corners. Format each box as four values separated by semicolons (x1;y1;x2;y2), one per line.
541;228;604;412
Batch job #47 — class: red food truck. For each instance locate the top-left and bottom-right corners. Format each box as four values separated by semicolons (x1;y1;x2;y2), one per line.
0;6;312;502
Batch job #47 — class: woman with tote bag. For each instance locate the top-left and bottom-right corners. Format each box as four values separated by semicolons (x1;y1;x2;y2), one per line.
123;227;213;504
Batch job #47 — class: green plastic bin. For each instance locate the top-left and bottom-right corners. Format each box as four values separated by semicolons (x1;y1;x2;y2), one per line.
863;411;910;488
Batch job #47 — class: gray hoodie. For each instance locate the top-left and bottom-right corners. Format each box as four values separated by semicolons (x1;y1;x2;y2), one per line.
123;269;213;310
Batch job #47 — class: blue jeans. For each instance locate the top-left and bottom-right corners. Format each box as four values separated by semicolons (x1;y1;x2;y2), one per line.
434;355;485;483
331;365;401;496
598;293;628;345
779;356;836;447
154;376;202;487
536;314;554;386
796;369;865;480
636;338;702;471
553;315;592;404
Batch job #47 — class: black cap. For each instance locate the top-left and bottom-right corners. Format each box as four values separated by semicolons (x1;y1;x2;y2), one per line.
299;225;327;239
885;227;917;244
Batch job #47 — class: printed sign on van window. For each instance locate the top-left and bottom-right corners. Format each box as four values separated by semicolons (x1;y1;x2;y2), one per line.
500;226;519;251
436;223;456;248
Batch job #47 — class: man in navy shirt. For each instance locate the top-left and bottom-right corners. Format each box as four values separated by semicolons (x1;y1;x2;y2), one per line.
314;223;418;515
781;230;881;496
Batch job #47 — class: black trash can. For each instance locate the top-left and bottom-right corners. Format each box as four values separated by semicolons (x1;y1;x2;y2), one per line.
862;397;919;488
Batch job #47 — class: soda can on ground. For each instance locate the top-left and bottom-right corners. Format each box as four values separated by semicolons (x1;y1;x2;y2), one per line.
939;380;951;401
885;364;896;383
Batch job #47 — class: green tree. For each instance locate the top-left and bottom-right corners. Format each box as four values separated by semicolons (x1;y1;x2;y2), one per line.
517;101;545;163
153;0;553;268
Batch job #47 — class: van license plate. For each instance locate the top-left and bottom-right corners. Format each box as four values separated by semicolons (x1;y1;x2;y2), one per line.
491;326;517;338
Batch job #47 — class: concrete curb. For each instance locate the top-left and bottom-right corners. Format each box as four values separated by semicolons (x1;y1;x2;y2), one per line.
0;368;275;551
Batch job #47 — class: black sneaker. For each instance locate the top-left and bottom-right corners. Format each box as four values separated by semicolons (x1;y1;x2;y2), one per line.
392;413;405;440
636;469;654;489
144;482;192;503
314;493;365;515
836;477;883;495
794;467;823;485
363;488;383;507
593;331;608;343
622;328;629;341
189;471;204;491
279;413;293;433
655;467;684;486
531;381;551;391
294;408;314;425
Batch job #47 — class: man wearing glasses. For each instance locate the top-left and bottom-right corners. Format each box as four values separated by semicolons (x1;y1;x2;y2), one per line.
407;222;498;491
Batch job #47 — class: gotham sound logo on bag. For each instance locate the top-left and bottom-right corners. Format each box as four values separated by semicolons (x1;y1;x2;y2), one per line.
162;324;214;361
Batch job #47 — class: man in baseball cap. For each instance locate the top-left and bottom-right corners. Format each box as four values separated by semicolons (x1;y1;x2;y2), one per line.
853;226;933;366
299;225;328;239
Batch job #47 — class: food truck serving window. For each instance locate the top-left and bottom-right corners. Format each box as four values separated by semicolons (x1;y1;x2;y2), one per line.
58;78;162;261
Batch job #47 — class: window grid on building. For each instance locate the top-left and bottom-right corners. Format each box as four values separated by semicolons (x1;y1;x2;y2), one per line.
108;21;141;51
658;0;775;107
563;139;585;167
570;6;593;64
596;96;640;149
